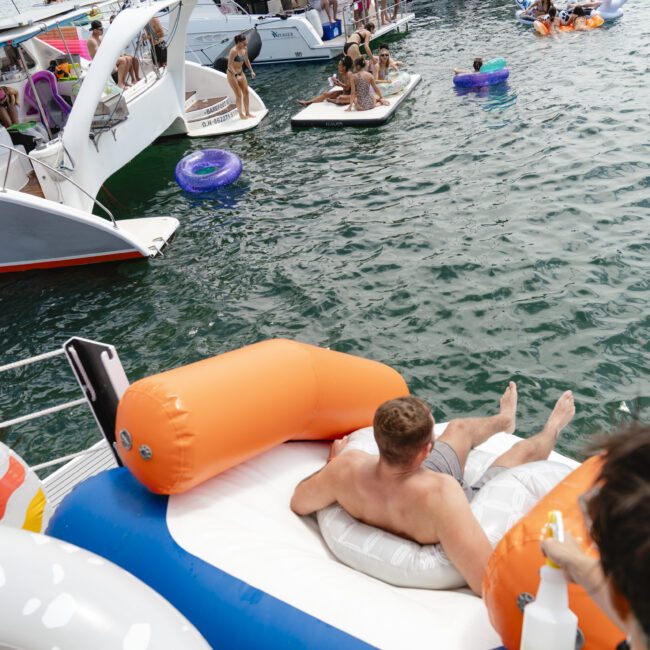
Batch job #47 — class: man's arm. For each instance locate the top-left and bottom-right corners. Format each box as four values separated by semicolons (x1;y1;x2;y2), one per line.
430;476;493;596
291;438;351;515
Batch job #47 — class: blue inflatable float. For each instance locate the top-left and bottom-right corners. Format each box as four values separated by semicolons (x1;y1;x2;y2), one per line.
453;68;510;89
175;149;242;193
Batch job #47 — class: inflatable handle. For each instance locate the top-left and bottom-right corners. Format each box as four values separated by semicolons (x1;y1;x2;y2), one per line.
115;339;408;494
479;58;506;73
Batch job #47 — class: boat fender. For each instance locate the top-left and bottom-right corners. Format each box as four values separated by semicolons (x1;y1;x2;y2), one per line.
114;339;408;494
0;440;50;533
317;427;571;589
0;526;210;649
175;149;242;193
483;456;625;650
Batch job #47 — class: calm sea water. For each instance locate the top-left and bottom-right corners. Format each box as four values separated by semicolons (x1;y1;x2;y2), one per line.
1;0;649;467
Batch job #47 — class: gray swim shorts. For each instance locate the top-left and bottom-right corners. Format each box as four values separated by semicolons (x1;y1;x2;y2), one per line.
422;441;506;502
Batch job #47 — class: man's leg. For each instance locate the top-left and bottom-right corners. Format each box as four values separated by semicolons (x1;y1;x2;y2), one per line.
488;390;575;469
435;381;518;471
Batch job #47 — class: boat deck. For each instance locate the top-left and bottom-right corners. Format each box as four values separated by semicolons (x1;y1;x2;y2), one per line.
19;172;45;199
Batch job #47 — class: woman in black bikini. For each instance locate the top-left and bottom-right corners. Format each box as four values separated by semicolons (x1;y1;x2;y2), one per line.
343;22;375;63
227;34;256;120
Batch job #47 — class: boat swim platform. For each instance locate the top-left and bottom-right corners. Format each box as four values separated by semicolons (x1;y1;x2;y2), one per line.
291;73;421;127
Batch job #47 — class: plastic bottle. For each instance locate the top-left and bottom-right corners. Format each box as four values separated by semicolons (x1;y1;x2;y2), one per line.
520;511;578;650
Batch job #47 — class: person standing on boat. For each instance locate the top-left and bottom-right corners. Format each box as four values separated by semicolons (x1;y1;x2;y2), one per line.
227;34;256;120
542;424;650;650
87;20;140;89
291;383;576;595
144;17;167;68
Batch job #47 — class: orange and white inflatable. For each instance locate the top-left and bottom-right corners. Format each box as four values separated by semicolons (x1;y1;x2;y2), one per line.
0;441;50;532
483;456;624;650
535;14;604;35
115;339;408;494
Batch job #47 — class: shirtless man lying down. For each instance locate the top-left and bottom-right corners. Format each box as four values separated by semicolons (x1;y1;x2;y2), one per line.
291;382;575;595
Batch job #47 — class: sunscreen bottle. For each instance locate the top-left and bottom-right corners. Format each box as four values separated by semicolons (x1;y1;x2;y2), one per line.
520;511;578;650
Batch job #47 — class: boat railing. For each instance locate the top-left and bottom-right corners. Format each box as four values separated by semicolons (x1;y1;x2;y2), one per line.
0;338;127;474
0;142;117;228
340;0;412;36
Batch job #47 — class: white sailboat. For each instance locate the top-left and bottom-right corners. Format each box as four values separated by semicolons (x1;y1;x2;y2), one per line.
0;0;267;273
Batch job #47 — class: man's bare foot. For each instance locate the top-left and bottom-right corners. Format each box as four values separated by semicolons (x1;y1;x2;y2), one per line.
543;390;575;440
499;381;518;434
245;112;254;118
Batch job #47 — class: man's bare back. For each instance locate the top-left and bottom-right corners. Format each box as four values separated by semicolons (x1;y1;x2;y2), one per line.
291;383;575;594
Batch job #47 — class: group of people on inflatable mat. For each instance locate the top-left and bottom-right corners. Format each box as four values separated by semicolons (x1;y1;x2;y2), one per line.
522;0;603;27
292;384;650;650
298;23;407;111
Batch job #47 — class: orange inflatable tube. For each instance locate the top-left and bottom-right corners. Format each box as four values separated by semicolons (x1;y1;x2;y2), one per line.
483;456;624;650
115;339;408;494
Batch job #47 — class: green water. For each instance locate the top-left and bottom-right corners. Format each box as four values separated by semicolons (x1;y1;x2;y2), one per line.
1;0;649;466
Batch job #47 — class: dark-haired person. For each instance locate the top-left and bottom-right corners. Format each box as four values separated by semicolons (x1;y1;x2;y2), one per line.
453;57;483;76
87;20;140;89
0;85;20;128
227;33;256;120
536;5;561;32
521;0;554;17
297;55;353;106
542;424;650;650
346;57;389;111
343;22;375;62
291;383;576;594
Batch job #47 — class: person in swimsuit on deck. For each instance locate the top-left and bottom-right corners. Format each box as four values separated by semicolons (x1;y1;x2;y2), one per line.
0;84;20;127
227;33;256;120
291;383;576;595
347;57;389;111
297;55;353;106
87;20;140;89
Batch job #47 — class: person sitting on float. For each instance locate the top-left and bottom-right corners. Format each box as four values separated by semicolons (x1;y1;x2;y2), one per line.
343;23;375;62
537;6;561;32
298;55;353;106
292;383;576;595
453;57;483;76
0;84;20;127
542;424;650;650
375;45;402;82
345;57;389;112
521;0;555;17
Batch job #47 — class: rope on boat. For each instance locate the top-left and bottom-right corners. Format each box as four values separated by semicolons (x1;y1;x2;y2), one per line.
0;348;64;373
0;398;86;430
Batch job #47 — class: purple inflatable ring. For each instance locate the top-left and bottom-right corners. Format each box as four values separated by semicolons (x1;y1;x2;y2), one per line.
453;68;510;89
175;149;242;193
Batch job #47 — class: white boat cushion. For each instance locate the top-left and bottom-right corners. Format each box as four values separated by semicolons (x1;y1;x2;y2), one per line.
317;427;572;589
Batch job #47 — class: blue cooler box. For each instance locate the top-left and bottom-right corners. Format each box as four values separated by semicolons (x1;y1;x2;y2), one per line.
322;20;342;40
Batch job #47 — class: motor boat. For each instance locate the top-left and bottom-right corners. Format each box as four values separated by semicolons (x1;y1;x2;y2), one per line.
179;0;415;65
0;0;267;273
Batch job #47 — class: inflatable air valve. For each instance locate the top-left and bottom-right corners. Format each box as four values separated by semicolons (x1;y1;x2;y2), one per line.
520;511;578;650
114;339;408;494
479;58;506;73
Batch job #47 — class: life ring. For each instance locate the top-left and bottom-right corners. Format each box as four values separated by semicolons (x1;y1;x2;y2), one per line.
114;339;408;494
317;427;572;589
0;440;50;533
0;526;209;649
453;68;509;88
483;456;625;650
174;149;243;193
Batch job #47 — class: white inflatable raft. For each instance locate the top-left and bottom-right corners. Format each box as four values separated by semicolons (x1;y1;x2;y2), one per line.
291;74;422;128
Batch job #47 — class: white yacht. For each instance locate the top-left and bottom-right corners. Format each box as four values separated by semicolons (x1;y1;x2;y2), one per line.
181;0;415;65
0;0;267;274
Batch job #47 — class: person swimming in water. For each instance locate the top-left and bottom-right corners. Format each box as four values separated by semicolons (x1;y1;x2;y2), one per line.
453;57;483;75
227;33;256;120
521;0;554;17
